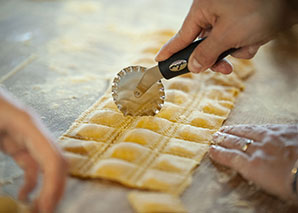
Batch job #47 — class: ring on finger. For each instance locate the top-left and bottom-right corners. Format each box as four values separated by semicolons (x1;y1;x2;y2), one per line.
241;139;254;152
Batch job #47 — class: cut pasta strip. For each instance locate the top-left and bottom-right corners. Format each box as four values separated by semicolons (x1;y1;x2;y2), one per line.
68;123;115;142
59;137;106;156
137;169;191;193
84;109;126;128
163;138;209;161
106;142;152;163
91;158;137;184
119;128;162;148
128;191;187;213
150;154;198;175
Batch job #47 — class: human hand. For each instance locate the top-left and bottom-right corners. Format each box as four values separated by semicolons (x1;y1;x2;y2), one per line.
155;0;287;74
0;89;67;212
209;124;298;202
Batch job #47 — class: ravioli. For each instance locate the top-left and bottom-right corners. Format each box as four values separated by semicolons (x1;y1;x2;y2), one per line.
58;29;254;212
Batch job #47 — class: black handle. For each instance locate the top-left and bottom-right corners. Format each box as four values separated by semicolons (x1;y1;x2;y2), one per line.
158;37;238;79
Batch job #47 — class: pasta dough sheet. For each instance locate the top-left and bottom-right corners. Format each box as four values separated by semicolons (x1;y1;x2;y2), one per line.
57;29;254;206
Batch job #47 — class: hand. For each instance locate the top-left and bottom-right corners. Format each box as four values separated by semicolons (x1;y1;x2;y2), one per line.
209;124;298;202
155;0;288;74
0;89;67;212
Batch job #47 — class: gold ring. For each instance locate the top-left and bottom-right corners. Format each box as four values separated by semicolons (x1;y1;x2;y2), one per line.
241;139;254;152
291;159;298;195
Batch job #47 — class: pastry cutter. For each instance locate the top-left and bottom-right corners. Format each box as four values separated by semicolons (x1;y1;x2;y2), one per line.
112;37;237;116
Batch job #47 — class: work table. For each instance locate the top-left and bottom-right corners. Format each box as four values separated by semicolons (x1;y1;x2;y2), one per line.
1;0;298;212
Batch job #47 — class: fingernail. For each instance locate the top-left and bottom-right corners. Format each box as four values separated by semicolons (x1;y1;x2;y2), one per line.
216;63;227;73
212;131;220;138
209;145;218;158
248;46;259;55
210;145;217;149
212;132;225;144
219;61;233;74
212;132;219;142
189;58;202;73
210;145;225;152
219;126;229;132
154;52;161;62
154;47;163;60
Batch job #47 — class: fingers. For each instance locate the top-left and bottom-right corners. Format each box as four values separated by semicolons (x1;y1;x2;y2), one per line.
215;125;282;157
0;134;39;202
219;125;269;142
154;2;236;75
231;44;260;59
37;159;67;213
188;25;233;73
21;138;66;212
210;59;233;74
209;145;250;174
155;6;202;62
9;112;67;213
0;91;67;212
212;131;259;155
14;151;39;201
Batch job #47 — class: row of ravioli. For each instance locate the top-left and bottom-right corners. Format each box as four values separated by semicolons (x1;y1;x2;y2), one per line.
61;73;240;148
58;72;241;193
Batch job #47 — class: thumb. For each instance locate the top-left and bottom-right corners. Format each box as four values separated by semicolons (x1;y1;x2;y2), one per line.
188;28;233;73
